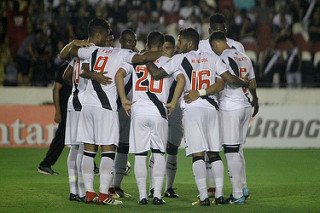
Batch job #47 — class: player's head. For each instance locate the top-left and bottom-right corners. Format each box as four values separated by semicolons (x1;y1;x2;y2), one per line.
209;13;227;35
177;28;199;53
87;18;110;46
209;31;227;55
120;29;137;51
163;35;175;57
146;31;165;50
105;29;114;47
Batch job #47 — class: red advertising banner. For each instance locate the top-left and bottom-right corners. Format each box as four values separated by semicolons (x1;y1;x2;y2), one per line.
0;105;57;147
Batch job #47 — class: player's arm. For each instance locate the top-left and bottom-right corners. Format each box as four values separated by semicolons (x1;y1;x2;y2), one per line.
115;68;133;116
166;73;185;114
59;40;90;60
62;64;73;85
52;81;63;123
184;77;225;103
131;51;163;64
79;63;112;85
145;62;169;80
220;70;249;87
248;78;259;117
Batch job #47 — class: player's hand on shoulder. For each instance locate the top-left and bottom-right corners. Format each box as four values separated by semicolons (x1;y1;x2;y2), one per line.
93;72;112;85
165;102;176;115
184;90;200;103
251;98;259;117
122;99;134;116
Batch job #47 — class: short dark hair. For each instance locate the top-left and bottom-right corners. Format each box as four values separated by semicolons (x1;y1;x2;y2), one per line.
209;31;226;44
88;18;110;37
179;28;200;47
209;13;227;32
147;31;165;49
120;29;135;38
164;35;175;47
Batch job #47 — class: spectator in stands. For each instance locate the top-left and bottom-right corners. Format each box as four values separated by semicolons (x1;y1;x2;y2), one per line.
309;7;320;44
272;6;292;39
285;38;301;87
179;0;200;20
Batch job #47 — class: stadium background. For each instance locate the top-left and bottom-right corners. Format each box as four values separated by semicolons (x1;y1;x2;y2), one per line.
0;0;320;212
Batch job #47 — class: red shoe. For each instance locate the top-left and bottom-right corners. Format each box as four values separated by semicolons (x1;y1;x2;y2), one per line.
85;191;99;204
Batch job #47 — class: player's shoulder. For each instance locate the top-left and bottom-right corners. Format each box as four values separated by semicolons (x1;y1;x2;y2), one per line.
226;38;245;53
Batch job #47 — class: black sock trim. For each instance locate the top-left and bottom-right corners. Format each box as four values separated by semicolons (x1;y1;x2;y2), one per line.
135;151;148;156
208;155;222;164
101;152;115;160
151;148;164;154
83;151;96;158
223;145;240;153
192;156;205;163
166;147;178;155
117;143;129;154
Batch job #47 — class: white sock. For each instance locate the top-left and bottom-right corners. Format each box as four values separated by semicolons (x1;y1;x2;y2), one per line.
225;152;243;199
82;151;96;193
153;153;166;199
99;152;115;194
210;160;224;198
67;145;79;195
76;144;85;197
114;153;128;188
166;154;177;190
206;161;215;189
149;154;154;190
239;146;247;189
192;159;207;201
135;155;147;200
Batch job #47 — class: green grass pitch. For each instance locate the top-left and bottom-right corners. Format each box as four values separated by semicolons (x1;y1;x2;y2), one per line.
0;148;320;213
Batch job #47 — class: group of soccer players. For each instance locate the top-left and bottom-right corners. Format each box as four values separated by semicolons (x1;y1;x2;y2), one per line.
59;12;259;206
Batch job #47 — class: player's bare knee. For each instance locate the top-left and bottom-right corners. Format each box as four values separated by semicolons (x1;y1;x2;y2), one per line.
223;145;240;153
192;152;205;163
207;151;222;163
84;143;97;152
101;144;116;152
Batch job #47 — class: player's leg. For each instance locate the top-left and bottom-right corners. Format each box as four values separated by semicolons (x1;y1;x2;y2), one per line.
148;153;155;198
135;152;148;204
220;109;245;204
205;154;216;198
76;143;85;200
207;152;224;204
67;144;79;201
164;107;183;198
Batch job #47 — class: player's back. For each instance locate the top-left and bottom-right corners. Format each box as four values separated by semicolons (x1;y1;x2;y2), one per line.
218;48;255;110
198;38;245;54
83;47;135;110
131;56;174;118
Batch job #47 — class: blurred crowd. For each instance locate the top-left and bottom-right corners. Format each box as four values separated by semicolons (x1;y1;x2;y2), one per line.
0;0;320;87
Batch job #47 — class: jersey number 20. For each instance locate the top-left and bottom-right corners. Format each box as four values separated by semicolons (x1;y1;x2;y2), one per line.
135;66;164;93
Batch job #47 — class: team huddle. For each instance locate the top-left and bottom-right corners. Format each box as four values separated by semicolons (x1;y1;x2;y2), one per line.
59;13;259;206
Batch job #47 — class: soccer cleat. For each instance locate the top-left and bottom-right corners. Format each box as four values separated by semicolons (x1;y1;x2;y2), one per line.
207;187;215;198
108;187;120;199
114;187;131;198
98;193;123;205
228;195;246;204
192;197;210;206
77;196;86;203
243;187;250;200
164;188;179;198
138;198;148;205
69;193;79;201
37;166;58;175
213;196;227;205
153;197;166;205
148;188;154;198
85;191;99;204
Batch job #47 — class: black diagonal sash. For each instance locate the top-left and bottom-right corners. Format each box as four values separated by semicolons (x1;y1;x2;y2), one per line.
135;65;167;119
72;85;82;111
181;57;219;110
167;80;176;103
91;49;112;110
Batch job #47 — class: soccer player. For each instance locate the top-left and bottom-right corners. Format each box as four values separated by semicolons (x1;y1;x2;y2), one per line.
68;19;164;205
145;28;248;206
185;31;258;204
148;35;183;198
198;13;246;198
115;31;185;205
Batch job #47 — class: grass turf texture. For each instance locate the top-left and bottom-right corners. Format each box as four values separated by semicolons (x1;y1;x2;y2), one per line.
0;148;319;213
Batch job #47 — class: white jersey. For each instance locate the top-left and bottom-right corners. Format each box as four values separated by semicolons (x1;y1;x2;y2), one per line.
161;50;228;109
198;38;245;54
67;57;88;111
121;56;179;118
218;48;255;111
77;46;135;111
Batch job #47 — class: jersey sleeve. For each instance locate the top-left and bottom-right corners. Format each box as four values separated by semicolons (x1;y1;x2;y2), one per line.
121;49;136;64
77;46;97;60
214;57;229;76
161;54;182;75
247;59;256;80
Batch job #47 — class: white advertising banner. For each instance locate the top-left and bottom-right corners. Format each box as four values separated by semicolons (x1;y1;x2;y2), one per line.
245;106;320;148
